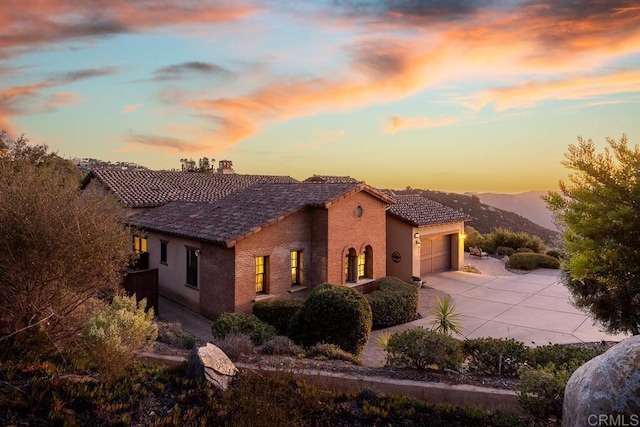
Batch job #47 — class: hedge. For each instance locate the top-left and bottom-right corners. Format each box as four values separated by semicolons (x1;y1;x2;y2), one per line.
253;299;304;336
508;253;560;270
365;277;419;329
211;313;276;345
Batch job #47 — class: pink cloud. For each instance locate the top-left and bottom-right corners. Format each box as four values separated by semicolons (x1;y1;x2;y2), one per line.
385;116;457;133
122;104;142;114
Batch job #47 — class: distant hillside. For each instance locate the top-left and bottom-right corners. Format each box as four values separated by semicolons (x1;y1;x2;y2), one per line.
473;191;558;231
394;189;559;245
71;158;149;175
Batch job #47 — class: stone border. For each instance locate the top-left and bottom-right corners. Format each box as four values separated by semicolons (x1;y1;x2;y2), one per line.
138;353;522;415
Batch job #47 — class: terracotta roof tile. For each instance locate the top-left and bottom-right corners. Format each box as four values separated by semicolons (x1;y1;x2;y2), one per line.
388;194;472;227
303;175;362;183
82;169;298;207
127;182;393;246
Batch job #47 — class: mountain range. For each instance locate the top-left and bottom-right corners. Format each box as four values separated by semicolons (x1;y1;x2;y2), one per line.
472;191;558;231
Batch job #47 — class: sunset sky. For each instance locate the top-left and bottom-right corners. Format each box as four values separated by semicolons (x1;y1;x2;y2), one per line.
1;0;639;192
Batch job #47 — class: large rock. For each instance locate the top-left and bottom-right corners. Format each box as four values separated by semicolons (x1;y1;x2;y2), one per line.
563;336;640;426
187;343;237;390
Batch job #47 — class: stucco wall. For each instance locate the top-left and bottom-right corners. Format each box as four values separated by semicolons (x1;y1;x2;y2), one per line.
386;215;416;283
145;232;201;312
327;192;388;285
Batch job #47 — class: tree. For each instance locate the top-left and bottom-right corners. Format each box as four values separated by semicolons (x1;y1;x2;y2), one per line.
0;132;133;357
180;157;215;172
544;134;640;335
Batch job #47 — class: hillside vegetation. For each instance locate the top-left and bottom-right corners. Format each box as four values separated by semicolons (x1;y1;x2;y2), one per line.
395;189;558;244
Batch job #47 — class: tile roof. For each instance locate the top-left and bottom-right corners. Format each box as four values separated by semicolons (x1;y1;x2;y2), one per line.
388;194;472;227
81;169;298;207
303;175;362;183
127;182;395;247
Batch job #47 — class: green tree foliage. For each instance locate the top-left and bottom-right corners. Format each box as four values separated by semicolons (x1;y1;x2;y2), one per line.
0;132;133;357
180;157;215;172
544;134;640;335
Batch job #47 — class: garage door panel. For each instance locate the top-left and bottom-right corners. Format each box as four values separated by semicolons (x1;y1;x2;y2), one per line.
420;235;451;275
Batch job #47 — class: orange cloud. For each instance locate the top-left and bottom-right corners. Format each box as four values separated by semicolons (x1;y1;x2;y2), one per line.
466;69;640;111
385;116;457;133
121;134;210;152
0;0;255;56
122;104;142;114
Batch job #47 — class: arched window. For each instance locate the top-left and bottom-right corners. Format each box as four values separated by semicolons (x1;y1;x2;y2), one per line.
364;245;373;279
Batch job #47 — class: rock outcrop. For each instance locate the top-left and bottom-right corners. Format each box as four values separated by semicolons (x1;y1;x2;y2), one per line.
562;336;640;426
187;343;237;390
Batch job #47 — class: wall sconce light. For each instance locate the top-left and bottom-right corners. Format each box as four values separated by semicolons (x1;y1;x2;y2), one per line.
415;240;421;247
414;232;420;239
195;249;201;257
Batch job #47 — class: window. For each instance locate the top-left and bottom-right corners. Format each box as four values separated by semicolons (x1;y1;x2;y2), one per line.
364;245;373;279
256;256;269;294
160;241;168;264
345;248;357;283
133;235;147;253
186;248;198;288
358;252;366;278
291;250;303;286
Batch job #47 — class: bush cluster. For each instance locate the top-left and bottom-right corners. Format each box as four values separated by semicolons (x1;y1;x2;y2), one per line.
517;362;578;420
82;295;158;379
156;321;196;349
305;343;361;364
365;277;418;328
508;253;560;270
483;228;544;254
529;343;604;368
252;299;304;336
496;246;515;257
545;249;562;259
260;336;303;356
385;327;463;371
463;338;529;377
211;313;276;345
290;283;372;356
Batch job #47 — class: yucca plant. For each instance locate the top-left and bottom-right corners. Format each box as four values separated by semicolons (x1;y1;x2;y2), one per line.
429;296;462;336
374;331;393;350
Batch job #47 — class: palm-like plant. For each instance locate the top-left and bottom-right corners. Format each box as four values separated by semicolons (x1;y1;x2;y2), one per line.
429;296;463;336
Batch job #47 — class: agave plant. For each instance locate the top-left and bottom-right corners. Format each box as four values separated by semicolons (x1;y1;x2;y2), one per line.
429;296;463;336
374;331;393;350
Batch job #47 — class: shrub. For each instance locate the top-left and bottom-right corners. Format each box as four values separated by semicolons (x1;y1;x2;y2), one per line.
365;277;418;328
517;362;577;420
529;343;604;368
496;246;515;257
385;328;463;371
211;313;276;345
253;299;304;336
212;333;254;361
260;336;303;356
508;253;560;270
484;228;544;254
156;321;196;349
305;343;360;364
290;283;372;356
463;337;530;377
545;249;562;259
516;247;533;253
463;225;486;251
82;295;158;378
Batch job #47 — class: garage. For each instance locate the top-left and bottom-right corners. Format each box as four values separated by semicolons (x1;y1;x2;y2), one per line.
420;234;452;275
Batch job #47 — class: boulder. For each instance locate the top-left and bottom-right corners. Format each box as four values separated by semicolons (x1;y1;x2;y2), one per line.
187;343;237;390
562;336;640;426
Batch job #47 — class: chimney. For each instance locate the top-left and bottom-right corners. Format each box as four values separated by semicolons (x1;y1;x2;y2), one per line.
217;160;235;174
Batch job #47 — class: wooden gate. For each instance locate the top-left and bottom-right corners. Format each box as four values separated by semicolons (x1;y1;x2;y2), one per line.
123;268;159;315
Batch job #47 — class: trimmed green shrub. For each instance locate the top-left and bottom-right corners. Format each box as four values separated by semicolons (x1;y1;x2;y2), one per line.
508;253;560;270
211;313;276;345
260;336;303;356
545;249;562;259
516;247;533;253
305;343;360;364
463;337;529;377
385;327;463;371
496;246;515;257
529;343;604;368
365;276;418;328
289;283;372;356
82;295;158;379
212;333;255;361
517;362;577;420
253;299;304;336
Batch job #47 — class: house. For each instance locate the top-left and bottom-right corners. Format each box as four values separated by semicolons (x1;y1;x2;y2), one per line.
386;194;472;283
125;182;394;318
81;166;470;319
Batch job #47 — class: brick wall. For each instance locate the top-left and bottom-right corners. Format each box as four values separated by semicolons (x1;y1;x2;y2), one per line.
326;191;388;284
199;243;235;319
234;209;314;314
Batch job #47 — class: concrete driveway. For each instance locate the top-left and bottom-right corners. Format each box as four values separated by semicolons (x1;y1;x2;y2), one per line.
362;254;627;367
